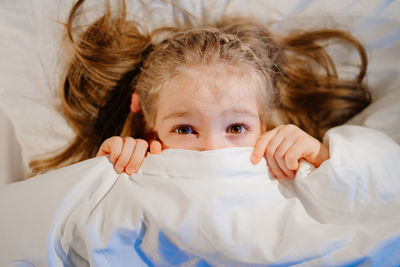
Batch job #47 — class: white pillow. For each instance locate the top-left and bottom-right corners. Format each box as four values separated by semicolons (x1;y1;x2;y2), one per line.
0;0;399;173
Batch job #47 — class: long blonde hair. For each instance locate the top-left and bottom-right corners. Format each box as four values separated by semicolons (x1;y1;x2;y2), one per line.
29;0;370;176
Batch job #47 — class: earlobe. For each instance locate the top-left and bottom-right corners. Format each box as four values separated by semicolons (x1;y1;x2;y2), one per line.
130;92;141;113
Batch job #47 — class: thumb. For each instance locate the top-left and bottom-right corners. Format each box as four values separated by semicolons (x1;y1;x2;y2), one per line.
303;142;330;168
149;140;163;154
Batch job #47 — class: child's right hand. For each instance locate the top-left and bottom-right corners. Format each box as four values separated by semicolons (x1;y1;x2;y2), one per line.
96;136;162;175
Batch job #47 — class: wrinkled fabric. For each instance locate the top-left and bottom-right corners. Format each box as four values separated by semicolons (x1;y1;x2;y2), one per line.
1;126;400;266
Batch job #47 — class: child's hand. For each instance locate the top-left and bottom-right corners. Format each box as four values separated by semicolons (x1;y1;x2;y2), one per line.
250;124;329;181
96;137;162;175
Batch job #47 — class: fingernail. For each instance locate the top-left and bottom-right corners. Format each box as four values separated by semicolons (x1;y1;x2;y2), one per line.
250;155;258;164
115;167;123;173
126;168;135;175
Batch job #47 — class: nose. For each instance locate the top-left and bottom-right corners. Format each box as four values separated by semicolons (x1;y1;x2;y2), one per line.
199;133;229;151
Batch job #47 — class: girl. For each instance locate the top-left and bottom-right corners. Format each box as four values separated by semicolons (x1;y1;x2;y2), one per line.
29;0;371;180
96;66;330;180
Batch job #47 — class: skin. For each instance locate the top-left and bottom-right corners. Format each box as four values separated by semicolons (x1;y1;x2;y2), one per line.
97;65;329;181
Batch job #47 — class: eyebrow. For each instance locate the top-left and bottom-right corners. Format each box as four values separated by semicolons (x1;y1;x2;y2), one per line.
161;111;192;121
161;108;259;121
225;108;259;119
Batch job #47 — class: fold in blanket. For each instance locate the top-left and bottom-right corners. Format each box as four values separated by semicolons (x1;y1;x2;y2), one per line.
1;126;400;266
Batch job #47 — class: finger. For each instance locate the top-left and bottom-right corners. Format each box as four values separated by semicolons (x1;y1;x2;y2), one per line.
126;139;149;175
96;136;123;163
274;137;297;179
284;141;304;171
264;126;299;180
114;137;136;173
265;150;287;181
251;125;284;164
266;125;303;179
286;137;327;169
149;140;163;154
303;142;330;168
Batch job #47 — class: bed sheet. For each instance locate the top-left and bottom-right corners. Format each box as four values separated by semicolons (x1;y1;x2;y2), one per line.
0;107;26;185
1;126;400;266
0;0;400;181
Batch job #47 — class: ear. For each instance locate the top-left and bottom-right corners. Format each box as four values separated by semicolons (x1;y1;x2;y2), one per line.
130;92;141;113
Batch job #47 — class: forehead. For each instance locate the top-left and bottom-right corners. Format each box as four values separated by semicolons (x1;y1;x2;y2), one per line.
159;64;261;111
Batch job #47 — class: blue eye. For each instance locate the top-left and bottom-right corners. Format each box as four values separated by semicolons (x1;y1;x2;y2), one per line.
174;125;195;135
228;124;246;134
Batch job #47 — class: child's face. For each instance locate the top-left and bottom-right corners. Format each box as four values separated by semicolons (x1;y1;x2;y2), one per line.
153;65;264;151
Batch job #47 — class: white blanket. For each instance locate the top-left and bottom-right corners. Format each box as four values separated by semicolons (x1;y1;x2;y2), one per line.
1;125;400;266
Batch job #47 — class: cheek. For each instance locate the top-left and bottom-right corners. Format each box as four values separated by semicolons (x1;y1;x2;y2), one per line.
241;133;260;147
251;133;261;146
155;129;184;150
160;136;198;150
243;124;263;147
161;142;170;150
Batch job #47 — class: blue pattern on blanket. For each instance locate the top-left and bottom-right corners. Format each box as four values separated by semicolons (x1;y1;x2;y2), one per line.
90;226;398;267
91;225;150;266
158;231;211;266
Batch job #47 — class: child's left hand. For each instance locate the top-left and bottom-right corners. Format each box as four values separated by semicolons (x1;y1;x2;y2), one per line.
250;124;329;181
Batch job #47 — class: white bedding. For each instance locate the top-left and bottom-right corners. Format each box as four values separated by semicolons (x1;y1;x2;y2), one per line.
0;108;26;185
1;126;400;266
